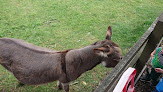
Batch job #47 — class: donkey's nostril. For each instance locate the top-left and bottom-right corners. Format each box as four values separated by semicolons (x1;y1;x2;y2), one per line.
119;56;122;60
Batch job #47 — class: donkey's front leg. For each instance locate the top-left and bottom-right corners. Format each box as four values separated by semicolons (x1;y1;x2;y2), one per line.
62;83;69;92
57;81;63;90
17;82;25;87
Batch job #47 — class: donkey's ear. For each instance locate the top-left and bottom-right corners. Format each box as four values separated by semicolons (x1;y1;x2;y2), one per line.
106;26;112;40
94;47;107;52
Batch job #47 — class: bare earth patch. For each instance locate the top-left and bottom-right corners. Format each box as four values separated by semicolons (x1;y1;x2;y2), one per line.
135;80;155;92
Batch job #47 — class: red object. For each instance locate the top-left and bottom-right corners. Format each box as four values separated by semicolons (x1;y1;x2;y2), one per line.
113;67;136;92
123;68;136;92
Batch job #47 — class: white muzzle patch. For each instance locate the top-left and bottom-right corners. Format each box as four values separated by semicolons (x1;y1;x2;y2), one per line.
101;61;107;67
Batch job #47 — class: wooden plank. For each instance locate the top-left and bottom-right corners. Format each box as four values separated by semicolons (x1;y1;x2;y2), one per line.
135;20;163;78
135;37;163;85
94;12;163;92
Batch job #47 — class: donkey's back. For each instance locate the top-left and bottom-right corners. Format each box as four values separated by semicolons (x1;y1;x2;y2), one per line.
0;38;56;53
0;38;62;85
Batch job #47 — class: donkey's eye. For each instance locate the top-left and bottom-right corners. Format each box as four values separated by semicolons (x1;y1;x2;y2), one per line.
105;48;110;52
104;45;110;48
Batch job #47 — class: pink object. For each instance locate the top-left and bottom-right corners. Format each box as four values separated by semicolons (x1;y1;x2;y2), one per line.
113;67;136;92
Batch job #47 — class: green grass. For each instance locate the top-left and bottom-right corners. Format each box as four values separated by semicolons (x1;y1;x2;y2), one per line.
0;0;163;91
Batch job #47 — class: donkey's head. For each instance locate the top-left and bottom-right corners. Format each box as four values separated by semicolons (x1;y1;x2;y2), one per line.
93;26;122;68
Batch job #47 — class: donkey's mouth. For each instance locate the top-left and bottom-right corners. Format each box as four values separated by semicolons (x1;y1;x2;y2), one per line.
113;56;122;61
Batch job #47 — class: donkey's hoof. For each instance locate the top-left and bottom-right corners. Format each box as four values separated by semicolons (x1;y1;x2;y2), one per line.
58;85;63;90
17;82;25;87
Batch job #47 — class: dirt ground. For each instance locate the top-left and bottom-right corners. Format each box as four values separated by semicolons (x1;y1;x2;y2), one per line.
135;80;156;92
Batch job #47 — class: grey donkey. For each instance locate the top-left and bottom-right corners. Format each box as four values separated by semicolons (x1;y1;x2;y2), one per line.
0;26;122;92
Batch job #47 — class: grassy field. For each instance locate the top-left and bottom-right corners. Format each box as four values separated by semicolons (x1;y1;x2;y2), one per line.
0;0;163;91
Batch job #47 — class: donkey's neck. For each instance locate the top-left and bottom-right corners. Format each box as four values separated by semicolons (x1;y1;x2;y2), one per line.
78;45;101;61
65;45;102;80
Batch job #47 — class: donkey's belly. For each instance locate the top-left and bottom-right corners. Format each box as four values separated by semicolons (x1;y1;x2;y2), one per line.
19;76;57;85
11;64;59;85
13;69;58;85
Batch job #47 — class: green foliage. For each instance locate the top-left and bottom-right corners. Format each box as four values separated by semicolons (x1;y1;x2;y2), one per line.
0;0;163;91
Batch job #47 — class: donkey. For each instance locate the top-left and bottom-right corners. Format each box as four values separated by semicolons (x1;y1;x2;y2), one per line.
0;26;122;92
